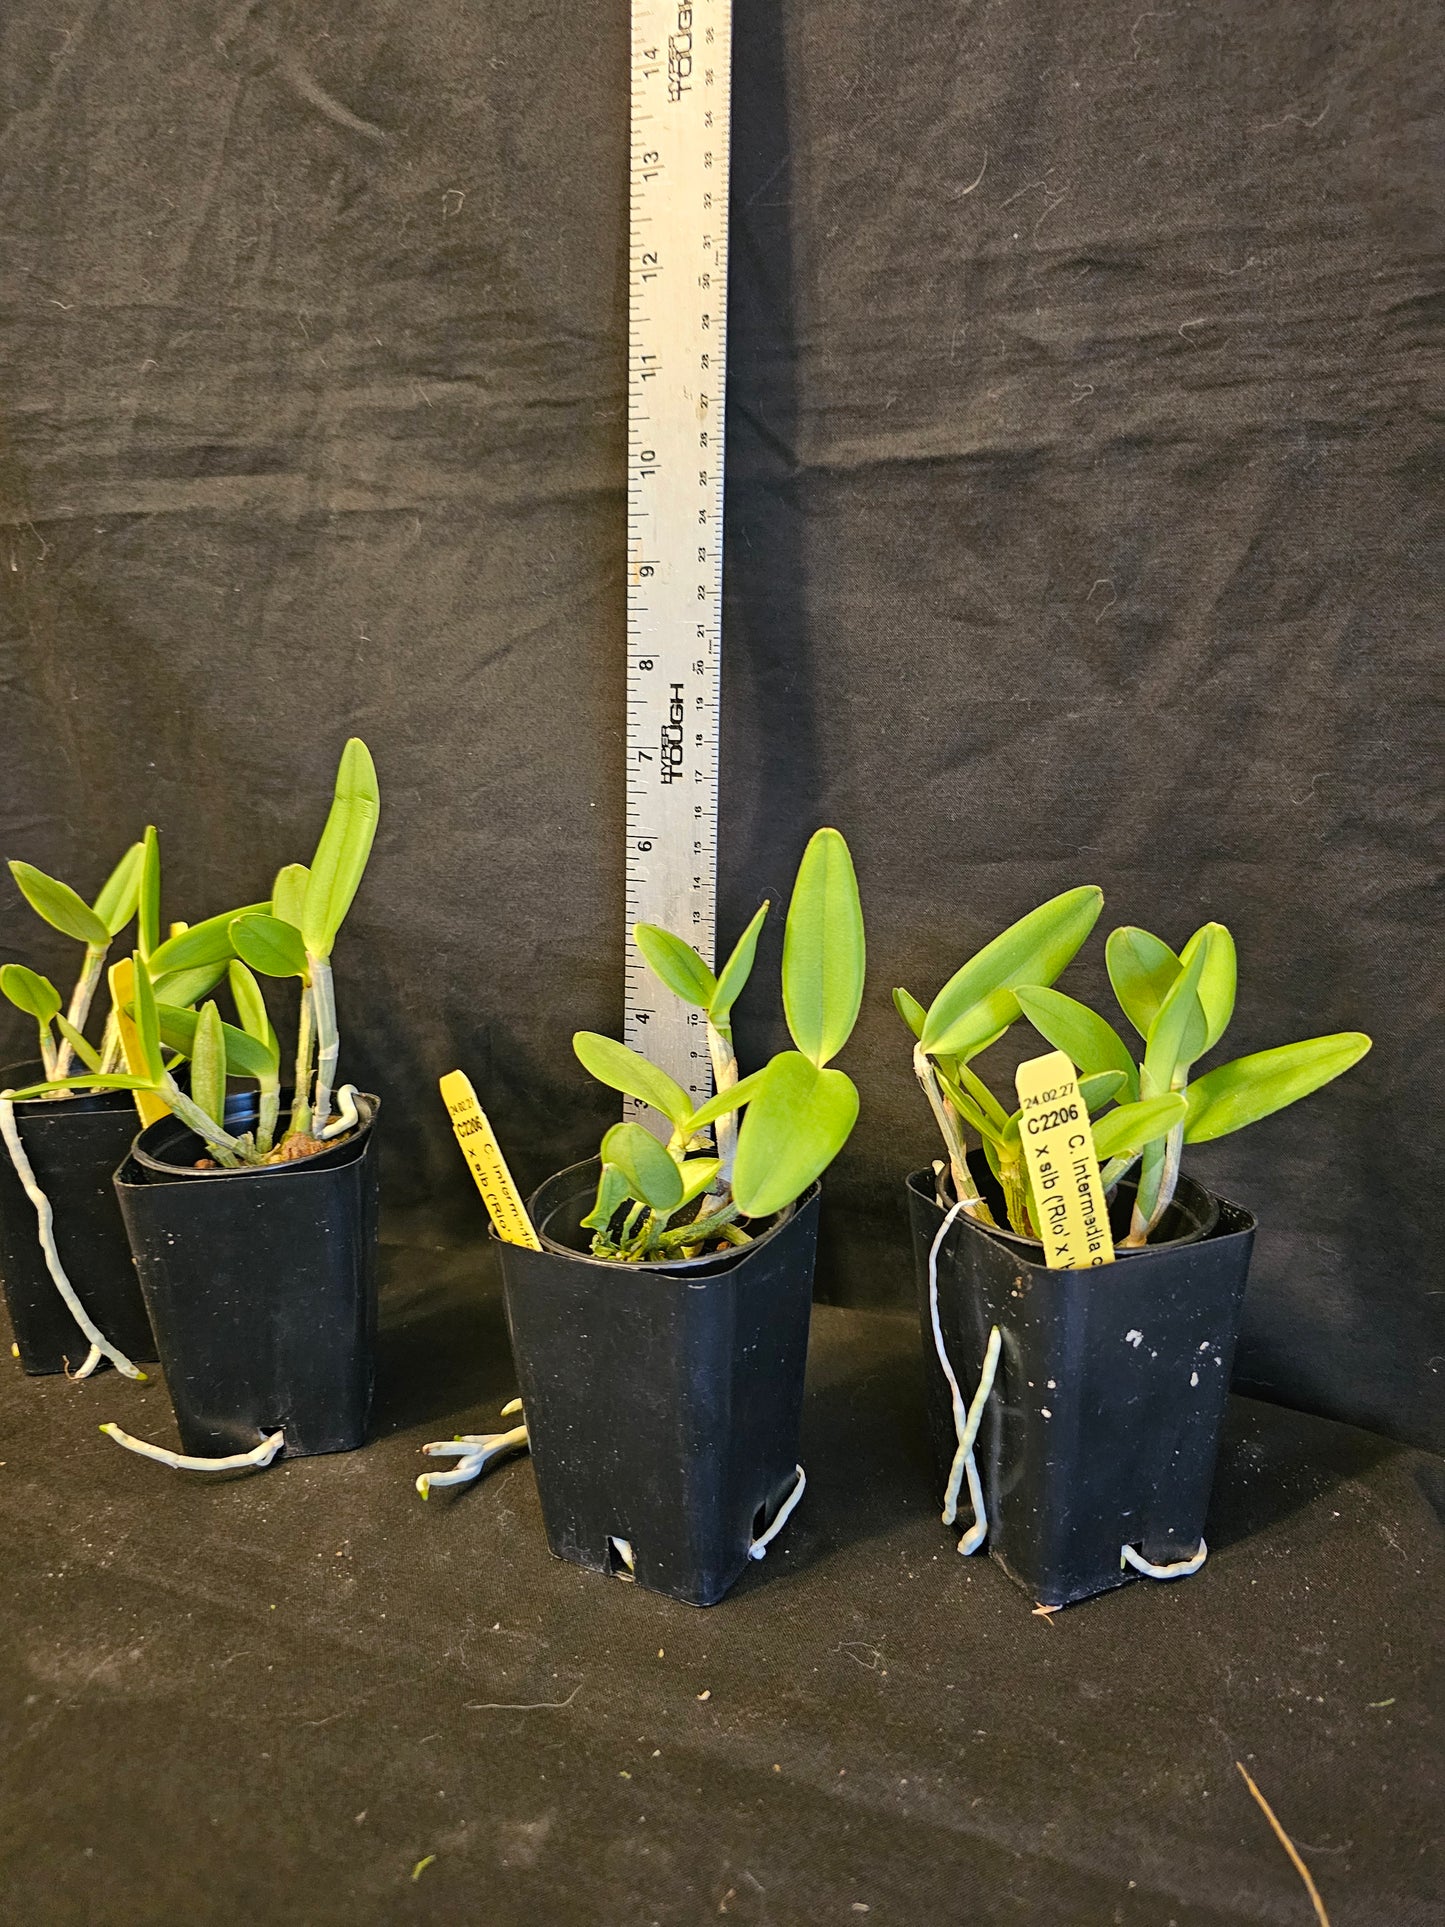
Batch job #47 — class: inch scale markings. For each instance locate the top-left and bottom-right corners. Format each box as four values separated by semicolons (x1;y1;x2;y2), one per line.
624;0;732;1125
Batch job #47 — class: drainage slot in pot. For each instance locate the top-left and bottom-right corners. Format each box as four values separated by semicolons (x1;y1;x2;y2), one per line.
608;1536;636;1580
752;1501;769;1540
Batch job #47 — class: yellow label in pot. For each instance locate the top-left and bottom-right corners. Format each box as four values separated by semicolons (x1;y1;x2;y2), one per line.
439;1070;541;1250
1014;1050;1115;1269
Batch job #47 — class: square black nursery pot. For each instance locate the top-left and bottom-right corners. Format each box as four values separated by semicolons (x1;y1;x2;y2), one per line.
496;1158;821;1608
0;1061;157;1375
113;1091;380;1459
907;1156;1256;1609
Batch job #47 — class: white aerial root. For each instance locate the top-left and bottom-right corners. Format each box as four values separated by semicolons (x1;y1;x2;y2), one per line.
417;1399;528;1497
99;1422;285;1472
1121;1538;1208;1579
320;1084;360;1139
927;1199;1002;1556
0;1094;147;1381
748;1464;807;1559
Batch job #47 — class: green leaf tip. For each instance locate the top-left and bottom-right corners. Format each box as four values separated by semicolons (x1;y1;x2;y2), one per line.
9;861;109;949
782;828;865;1068
301;738;380;958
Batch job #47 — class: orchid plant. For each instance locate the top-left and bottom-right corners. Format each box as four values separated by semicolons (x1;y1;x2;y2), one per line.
899;889;1371;1245
573;827;866;1261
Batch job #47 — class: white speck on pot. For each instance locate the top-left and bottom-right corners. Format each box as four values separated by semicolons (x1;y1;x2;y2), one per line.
1046;1379;1056;1389
1199;1341;1210;1352
1125;1330;1143;1347
1190;1372;1199;1387
1041;1407;1052;1418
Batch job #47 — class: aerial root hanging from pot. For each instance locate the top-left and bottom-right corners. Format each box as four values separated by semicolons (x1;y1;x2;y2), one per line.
0;1093;147;1382
319;1084;360;1140
416;1399;528;1497
748;1464;807;1560
1121;1539;1208;1579
928;1199;1003;1556
99;1422;285;1472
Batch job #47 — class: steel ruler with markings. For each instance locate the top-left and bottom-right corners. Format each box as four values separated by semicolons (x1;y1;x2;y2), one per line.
622;0;732;1126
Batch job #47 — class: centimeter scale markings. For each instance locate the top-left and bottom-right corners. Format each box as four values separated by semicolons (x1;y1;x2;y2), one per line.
623;0;732;1128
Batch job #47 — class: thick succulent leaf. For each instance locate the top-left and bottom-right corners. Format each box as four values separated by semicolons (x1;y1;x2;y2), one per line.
153;1002;279;1081
1091;1093;1187;1161
1079;1070;1127;1113
6;1073;154;1100
130;952;165;1082
230;912;309;980
271;863;310;930
1015;984;1139;1100
1140;934;1209;1094
1179;921;1237;1054
150;961;228;1009
190;1001;229;1128
677;1157;722;1207
137;826;161;959
921;886;1103;1055
599;1122;684;1212
923;985;1020;1062
149;902;270;976
709;901;769;1023
0;964;61;1023
227;961;277;1053
892;986;927;1040
573;1031;692;1129
683;1067;770;1135
8;861;109;948
301;738;380;957
92;841;144;936
580;1163;631;1232
1184;1033;1372;1143
782;829;865;1068
633;922;716;1008
54;1016;102;1073
1106;926;1181;1039
732;1052;859;1218
937;1067;1003;1143
950;1056;1012;1133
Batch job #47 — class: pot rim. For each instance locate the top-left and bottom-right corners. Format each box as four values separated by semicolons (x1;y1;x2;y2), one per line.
129;1091;379;1180
0;1058;146;1117
905;1161;1220;1259
507;1154;815;1275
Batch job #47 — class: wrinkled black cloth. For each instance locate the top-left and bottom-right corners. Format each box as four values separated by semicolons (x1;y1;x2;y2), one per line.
0;1253;1441;1925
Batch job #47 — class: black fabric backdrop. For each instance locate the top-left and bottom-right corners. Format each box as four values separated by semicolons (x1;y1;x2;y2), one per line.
1;0;1440;1455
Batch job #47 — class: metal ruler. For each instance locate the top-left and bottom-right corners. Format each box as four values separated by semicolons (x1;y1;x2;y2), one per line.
623;0;732;1125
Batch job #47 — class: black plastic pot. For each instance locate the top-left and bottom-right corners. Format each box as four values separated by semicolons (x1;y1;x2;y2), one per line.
0;1061;157;1375
907;1155;1256;1609
113;1091;380;1459
496;1157;821;1607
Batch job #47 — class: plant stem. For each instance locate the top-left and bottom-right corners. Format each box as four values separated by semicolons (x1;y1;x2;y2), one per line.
256;1073;279;1156
999;1154;1033;1238
914;1044;993;1223
37;1021;57;1080
706;1018;740;1181
97;1008;122;1075
290;981;316;1136
652;1200;740;1254
53;943;107;1078
158;1075;246;1167
308;954;338;1130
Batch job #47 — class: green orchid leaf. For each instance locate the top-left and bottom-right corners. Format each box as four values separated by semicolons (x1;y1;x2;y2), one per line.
150;962;228;1009
732;1051;859;1218
923;985;1020;1062
573;1031;693;1129
921;886;1103;1056
678;1157;722;1207
130;952;165;1082
1090;1093;1187;1161
190;1001;228;1129
54;1016;102;1073
937;1067;1003;1144
1140;933;1210;1094
148;902;270;976
137;826;161;959
709;901;769;1023
1179;921;1237;1054
1106;926;1182;1039
1079;1070;1127;1113
599;1122;684;1212
152;1002;279;1081
633;922;717;1009
1015;984;1139;1100
782;828;865;1068
6;1073;155;1100
683;1067;771;1136
92;841;144;937
950;1055;1012;1133
892;986;927;1040
1184;1033;1372;1144
271;863;310;930
301;738;380;958
227;962;276;1052
0;964;61;1023
8;861;109;948
230;912;309;981
580;1162;631;1233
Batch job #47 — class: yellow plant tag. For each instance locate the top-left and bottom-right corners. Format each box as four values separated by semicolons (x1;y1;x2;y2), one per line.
106;959;169;1126
439;1070;541;1250
1014;1050;1115;1270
